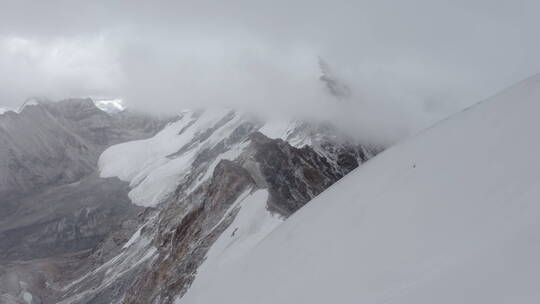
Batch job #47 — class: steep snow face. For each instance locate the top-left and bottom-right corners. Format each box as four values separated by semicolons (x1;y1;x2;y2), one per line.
259;120;312;147
177;75;540;304
199;190;281;271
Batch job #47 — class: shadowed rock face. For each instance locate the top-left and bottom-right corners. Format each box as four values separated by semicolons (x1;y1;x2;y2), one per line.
247;131;345;216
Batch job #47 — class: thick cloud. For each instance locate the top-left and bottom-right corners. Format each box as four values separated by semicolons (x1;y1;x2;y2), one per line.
1;0;539;144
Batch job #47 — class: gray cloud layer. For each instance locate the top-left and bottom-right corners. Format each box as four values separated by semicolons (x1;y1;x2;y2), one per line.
1;0;539;144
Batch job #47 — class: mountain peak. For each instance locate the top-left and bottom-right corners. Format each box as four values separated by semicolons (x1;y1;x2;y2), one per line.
318;58;352;99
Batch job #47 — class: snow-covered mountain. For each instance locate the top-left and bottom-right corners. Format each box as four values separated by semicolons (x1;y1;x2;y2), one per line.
54;108;377;304
3;73;536;304
173;75;540;304
1;99;377;303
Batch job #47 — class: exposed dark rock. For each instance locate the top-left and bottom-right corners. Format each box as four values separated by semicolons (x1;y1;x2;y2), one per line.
123;160;255;304
245;132;344;216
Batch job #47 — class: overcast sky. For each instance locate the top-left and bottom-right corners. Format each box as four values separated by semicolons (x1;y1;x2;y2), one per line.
1;0;539;143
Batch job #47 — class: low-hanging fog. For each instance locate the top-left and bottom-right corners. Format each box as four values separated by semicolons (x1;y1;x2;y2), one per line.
1;0;539;145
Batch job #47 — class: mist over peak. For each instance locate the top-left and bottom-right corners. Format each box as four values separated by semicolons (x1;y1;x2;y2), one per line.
1;3;540;302
318;58;352;100
0;0;539;144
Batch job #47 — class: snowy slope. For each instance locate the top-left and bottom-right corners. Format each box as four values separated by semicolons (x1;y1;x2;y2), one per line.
178;75;540;304
99;109;267;207
99;109;245;206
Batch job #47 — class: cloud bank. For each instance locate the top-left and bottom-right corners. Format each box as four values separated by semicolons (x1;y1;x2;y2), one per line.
1;0;539;144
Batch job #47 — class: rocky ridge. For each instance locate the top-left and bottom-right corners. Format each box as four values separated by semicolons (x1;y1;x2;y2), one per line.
0;102;380;304
58;109;379;304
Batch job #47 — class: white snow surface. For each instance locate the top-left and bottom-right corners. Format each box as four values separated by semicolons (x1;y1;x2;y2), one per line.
177;74;540;304
122;227;142;249
258;120;294;140
259;120;312;147
22;291;32;304
94;99;126;113
99;109;244;206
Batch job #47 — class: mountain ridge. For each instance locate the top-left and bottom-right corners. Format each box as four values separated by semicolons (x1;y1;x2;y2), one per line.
173;74;540;304
1;100;378;303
